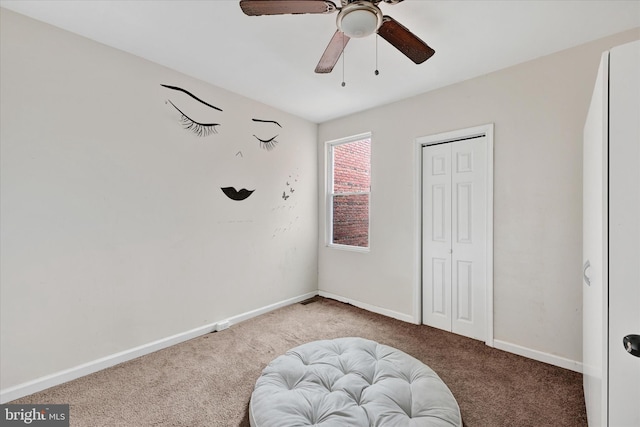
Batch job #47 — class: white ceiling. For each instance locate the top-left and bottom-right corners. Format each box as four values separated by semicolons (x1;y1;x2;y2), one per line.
1;0;639;123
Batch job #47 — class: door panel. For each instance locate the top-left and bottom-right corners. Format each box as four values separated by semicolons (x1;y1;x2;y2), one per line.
451;139;487;340
456;182;473;243
456;260;473;322
422;144;452;331
432;184;447;241
432;258;448;316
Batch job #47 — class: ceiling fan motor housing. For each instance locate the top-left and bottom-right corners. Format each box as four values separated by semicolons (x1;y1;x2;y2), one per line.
337;1;383;38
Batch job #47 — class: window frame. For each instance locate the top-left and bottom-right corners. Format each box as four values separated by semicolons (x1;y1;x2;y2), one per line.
325;132;372;252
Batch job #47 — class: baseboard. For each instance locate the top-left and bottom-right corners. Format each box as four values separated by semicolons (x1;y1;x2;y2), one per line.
225;291;319;326
317;293;583;373
0;291;318;404
2;292;581;403
318;291;416;324
493;339;583;373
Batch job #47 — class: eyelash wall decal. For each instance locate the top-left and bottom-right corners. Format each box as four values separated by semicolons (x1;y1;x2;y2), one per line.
253;134;279;151
166;99;220;137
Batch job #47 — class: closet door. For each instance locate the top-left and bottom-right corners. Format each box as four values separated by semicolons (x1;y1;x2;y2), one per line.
422;137;488;341
422;143;453;332
451;139;487;340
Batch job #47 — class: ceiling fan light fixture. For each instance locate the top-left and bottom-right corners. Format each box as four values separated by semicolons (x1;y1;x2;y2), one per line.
337;2;382;38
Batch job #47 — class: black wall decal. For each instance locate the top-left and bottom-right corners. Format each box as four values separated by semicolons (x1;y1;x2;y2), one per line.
221;187;254;201
161;84;289;203
166;99;220;137
161;84;223;111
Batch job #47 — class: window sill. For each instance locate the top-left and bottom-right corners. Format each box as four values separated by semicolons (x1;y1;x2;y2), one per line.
326;243;370;253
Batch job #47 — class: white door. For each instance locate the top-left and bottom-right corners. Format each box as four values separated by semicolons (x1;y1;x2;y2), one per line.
582;51;608;427
583;40;640;427
608;40;640;427
422;137;488;341
422;143;453;332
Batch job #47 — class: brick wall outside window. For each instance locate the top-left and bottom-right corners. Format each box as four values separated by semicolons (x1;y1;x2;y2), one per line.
331;138;370;248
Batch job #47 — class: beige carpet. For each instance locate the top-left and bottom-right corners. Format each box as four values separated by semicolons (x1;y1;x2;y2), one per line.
10;297;587;426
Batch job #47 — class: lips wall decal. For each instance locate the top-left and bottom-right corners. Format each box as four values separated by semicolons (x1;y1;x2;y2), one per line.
221;187;255;201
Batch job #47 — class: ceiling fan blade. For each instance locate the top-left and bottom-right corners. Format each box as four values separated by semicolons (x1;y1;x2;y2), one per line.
315;30;350;73
239;0;337;16
377;15;435;64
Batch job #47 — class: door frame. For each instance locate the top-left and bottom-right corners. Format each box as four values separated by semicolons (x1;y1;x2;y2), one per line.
413;123;494;347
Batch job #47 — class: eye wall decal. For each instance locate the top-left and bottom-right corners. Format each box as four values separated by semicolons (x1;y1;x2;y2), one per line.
162;83;223;138
253;134;279;151
166;100;220;137
251;118;282;151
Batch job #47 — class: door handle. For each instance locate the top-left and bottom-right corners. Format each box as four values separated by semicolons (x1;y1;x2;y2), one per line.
623;335;640;357
583;260;591;286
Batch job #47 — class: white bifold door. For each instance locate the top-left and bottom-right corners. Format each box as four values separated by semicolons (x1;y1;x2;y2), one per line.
422;137;488;341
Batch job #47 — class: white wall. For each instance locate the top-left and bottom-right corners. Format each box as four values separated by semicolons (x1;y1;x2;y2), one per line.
0;9;318;391
318;28;640;365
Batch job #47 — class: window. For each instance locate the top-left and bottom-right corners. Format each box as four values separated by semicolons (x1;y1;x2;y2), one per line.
327;133;371;250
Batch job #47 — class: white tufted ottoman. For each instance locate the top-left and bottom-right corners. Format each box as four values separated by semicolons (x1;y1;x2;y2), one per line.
249;337;462;426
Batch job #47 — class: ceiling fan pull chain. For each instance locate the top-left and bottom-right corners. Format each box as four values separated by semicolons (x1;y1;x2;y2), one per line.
375;35;380;76
341;32;346;87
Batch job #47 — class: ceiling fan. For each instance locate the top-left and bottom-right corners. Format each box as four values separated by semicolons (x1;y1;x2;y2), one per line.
239;0;435;73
